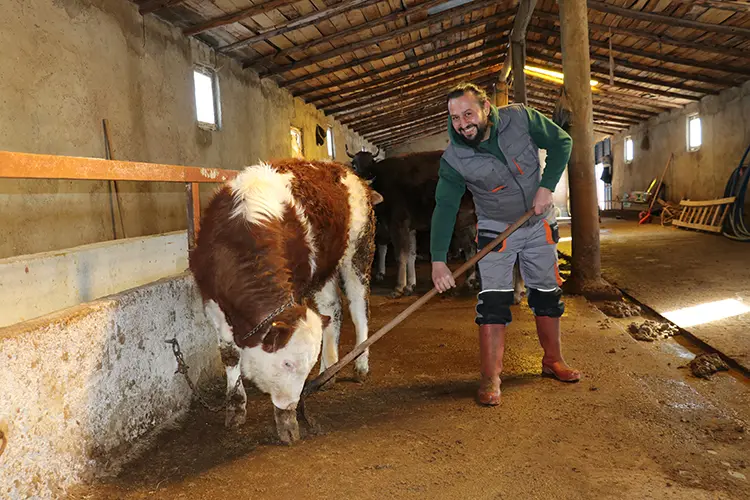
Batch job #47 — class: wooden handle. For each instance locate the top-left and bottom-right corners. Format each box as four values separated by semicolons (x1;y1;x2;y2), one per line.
302;208;536;396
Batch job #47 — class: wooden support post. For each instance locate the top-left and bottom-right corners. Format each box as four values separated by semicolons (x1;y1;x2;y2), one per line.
187;182;201;250
558;0;620;300
495;81;509;106
511;39;528;105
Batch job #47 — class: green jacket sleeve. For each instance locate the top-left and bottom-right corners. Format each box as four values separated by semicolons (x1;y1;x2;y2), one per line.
430;159;466;262
526;106;572;192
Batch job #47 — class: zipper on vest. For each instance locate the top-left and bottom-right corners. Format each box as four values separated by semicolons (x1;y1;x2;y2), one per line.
497;145;529;212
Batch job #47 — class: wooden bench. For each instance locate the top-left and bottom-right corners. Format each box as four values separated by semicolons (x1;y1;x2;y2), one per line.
671;197;736;233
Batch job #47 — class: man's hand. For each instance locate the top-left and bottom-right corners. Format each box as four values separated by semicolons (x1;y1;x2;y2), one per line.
532;187;553;215
432;262;456;293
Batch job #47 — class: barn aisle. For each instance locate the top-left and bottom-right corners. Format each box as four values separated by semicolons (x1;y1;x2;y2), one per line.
558;218;750;375
72;263;750;499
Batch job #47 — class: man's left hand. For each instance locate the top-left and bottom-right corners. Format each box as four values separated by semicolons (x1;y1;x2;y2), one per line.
532;187;553;215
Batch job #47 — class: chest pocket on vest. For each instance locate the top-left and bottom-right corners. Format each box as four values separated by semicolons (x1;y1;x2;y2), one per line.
470;164;510;193
509;142;540;180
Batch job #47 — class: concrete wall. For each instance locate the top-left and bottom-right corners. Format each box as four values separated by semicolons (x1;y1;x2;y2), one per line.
611;81;750;205
0;0;375;260
0;273;221;499
386;132;449;156
0;230;189;328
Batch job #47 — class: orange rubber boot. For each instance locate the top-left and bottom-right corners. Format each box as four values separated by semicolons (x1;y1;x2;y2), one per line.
536;316;581;382
477;324;506;405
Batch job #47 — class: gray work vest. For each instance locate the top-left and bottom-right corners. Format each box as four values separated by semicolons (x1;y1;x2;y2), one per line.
442;103;551;226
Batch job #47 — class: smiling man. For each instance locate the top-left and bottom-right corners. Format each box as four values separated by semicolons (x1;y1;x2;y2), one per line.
431;82;580;406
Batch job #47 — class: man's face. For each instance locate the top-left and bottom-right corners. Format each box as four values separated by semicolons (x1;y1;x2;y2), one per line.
448;93;491;147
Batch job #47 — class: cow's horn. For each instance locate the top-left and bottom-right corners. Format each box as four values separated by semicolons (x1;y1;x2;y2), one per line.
345;144;355;158
373;146;380;157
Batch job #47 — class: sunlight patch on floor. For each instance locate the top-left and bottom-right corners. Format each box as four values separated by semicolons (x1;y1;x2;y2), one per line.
662;299;750;328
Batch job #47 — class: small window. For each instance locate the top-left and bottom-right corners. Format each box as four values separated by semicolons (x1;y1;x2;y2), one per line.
326;127;335;159
624;136;634;163
687;114;701;151
291;127;304;158
193;67;220;129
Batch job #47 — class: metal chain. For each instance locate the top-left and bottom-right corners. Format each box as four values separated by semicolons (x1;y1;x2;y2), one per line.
165;338;242;413
164;294;303;412
240;296;297;341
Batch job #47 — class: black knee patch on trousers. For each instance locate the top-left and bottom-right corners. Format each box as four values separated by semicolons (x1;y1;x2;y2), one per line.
475;291;514;325
527;288;565;317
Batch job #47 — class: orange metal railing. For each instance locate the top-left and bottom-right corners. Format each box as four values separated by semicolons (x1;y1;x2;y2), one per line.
0;150;238;248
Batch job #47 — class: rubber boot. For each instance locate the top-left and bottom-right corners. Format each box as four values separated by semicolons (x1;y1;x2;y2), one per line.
535;316;581;382
477;324;506;405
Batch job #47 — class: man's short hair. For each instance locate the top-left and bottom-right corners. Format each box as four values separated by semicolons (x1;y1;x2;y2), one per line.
446;82;489;105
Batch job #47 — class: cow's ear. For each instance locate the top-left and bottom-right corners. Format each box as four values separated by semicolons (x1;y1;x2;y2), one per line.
369;189;384;206
262;321;294;353
320;314;331;329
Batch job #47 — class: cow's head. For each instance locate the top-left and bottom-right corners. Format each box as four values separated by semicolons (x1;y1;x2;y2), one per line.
241;305;329;411
346;144;380;181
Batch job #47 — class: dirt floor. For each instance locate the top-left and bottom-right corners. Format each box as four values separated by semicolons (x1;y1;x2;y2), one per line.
557;218;750;374
71;261;750;500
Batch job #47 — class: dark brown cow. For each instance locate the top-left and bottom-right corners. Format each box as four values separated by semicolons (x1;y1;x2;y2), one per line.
189;158;381;444
348;148;525;303
348;148;479;297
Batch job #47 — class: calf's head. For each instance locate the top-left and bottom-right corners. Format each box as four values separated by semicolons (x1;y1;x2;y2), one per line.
346;144;380;181
242;305;329;410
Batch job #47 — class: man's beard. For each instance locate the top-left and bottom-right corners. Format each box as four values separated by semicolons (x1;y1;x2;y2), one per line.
459;121;488;147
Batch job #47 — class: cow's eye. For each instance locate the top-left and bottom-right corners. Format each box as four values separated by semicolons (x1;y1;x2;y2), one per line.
283;360;295;371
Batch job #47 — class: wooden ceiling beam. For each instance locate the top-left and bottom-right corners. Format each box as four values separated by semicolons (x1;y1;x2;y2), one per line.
184;0;292;37
362;112;448;139
250;5;516;76
525;51;700;101
370;122;447;144
246;0;502;71
519;75;666;112
357;107;448;135
337;76;497;123
217;0;383;53
534;10;750;59
277;16;512;88
528;26;746;82
306;45;507;106
527;45;720;92
351;99;447;124
587;0;750;38
293;34;508;98
322;61;502;114
247;0;451;69
676;1;750;13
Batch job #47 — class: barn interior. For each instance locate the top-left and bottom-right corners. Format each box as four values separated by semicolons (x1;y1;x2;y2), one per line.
1;1;750;498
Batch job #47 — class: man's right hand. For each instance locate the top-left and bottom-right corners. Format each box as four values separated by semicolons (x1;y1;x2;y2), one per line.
432;262;456;293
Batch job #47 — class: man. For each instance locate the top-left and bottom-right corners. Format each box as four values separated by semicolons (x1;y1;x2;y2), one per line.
431;82;580;406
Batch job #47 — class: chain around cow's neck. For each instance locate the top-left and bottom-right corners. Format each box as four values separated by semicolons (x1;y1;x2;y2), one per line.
240;295;297;341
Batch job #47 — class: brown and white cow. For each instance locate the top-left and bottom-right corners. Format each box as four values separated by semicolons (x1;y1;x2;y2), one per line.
189;158;380;444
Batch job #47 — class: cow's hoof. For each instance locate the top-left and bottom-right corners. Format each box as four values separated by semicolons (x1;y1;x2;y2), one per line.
225;409;246;428
375;273;385;282
404;285;415;296
274;407;300;445
353;366;369;383
389;289;405;299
